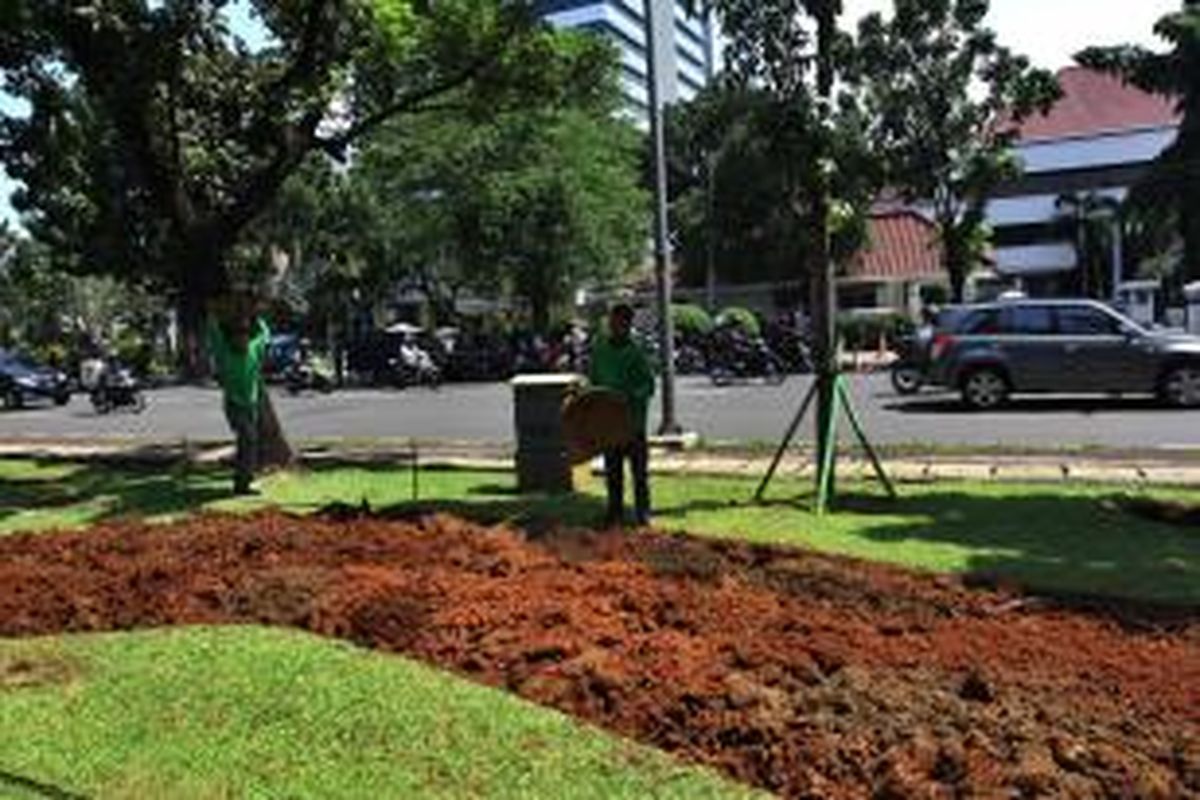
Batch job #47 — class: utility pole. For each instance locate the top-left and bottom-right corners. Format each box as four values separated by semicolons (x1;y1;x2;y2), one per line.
644;0;681;434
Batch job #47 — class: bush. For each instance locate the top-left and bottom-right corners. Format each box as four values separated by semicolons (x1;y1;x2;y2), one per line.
671;304;714;337
715;306;761;337
835;313;914;351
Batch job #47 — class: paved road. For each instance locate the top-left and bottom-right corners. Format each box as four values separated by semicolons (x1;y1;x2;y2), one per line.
2;375;1199;451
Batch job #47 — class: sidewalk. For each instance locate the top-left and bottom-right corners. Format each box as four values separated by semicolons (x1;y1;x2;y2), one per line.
4;435;1200;486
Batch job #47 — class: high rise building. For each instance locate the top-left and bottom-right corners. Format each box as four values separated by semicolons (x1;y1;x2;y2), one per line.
538;1;717;125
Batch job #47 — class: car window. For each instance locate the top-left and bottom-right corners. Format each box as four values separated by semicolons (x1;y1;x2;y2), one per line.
1007;306;1055;335
1055;306;1121;336
960;308;1003;335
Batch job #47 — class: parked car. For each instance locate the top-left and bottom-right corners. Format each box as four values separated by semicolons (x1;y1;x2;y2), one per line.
0;350;71;409
927;299;1200;410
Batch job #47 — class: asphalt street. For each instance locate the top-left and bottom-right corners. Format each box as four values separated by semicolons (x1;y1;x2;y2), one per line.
1;375;1199;451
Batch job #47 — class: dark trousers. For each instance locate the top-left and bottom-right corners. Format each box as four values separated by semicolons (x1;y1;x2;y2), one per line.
604;434;650;525
224;402;259;492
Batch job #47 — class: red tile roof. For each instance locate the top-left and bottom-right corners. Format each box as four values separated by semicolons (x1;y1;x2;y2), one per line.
844;210;942;282
1015;67;1179;142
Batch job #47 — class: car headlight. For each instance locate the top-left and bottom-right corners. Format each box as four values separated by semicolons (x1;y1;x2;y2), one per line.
15;376;38;388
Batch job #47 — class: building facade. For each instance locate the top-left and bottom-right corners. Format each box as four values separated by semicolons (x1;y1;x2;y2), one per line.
987;67;1180;298
537;0;717;125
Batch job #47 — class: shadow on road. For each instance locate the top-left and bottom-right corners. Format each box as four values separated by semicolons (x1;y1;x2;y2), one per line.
884;396;1175;415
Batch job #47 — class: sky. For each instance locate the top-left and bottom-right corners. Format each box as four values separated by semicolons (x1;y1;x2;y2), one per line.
845;0;1178;71
0;0;1182;229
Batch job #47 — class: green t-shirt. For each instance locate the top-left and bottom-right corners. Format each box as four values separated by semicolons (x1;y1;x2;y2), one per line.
206;317;270;412
588;334;656;432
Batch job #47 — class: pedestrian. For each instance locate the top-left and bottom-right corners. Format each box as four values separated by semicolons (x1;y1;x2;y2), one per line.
206;298;271;495
588;303;656;527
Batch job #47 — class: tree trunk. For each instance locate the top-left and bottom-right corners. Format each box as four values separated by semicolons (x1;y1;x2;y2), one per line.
257;389;295;471
177;290;208;381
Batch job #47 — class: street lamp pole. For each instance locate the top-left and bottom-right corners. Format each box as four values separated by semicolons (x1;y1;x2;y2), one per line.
643;0;681;435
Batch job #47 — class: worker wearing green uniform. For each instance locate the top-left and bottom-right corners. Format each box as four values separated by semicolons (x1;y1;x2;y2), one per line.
589;303;656;526
207;309;271;495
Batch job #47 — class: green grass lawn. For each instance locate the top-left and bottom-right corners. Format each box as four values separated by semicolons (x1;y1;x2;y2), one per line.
1;457;1197;797
0;626;757;800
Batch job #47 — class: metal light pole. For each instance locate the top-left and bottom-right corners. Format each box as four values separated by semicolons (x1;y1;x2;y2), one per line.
644;0;681;435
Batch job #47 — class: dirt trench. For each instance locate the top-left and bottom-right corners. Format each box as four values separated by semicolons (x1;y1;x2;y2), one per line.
0;511;1196;799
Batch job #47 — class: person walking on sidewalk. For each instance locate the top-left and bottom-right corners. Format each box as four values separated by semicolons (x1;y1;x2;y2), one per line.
207;301;271;495
589;303;656;527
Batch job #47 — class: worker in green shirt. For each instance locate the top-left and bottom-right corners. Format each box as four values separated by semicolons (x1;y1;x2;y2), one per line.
206;302;271;495
588;303;656;527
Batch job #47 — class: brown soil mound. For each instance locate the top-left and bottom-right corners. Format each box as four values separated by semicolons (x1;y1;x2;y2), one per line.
1;511;1196;798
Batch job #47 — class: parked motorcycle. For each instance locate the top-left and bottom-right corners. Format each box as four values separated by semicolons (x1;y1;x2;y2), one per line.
708;328;787;386
285;354;336;395
90;364;146;414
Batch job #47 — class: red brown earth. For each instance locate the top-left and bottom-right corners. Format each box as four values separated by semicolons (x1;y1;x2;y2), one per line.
0;510;1196;798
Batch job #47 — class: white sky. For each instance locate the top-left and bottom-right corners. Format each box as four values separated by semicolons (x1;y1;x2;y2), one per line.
0;0;1183;228
843;0;1178;70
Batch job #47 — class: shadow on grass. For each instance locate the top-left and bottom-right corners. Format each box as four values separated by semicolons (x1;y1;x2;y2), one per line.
0;459;231;529
832;488;1200;608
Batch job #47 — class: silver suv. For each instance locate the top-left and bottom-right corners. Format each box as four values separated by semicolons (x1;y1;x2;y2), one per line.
928;299;1200;410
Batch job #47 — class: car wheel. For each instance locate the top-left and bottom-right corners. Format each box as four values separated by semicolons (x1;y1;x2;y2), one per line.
891;364;924;395
1160;364;1200;408
55;392;70;406
961;368;1009;411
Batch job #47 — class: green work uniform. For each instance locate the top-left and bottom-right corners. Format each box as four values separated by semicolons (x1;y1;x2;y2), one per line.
206;317;270;493
206;317;271;416
588;334;656;432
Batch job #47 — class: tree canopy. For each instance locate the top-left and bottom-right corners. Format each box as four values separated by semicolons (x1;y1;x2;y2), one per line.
0;0;613;368
1077;0;1200;285
665;81;879;292
856;0;1060;302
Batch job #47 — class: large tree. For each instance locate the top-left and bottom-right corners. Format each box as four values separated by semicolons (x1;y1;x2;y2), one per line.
1077;0;1200;286
0;0;612;372
856;0;1060;302
665;80;880;297
349;85;647;332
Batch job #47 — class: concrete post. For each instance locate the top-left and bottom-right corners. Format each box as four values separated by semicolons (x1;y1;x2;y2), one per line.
512;374;583;493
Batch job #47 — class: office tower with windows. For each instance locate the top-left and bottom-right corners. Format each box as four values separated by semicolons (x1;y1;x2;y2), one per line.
538;0;717;125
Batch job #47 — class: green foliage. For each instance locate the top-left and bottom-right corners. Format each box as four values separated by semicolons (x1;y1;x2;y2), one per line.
671;304;715;336
0;0;613;370
857;0;1061;302
666;83;878;290
0;234;167;366
348;43;647;332
715;306;761;336
1055;192;1123;298
1077;1;1200;285
666;0;884;299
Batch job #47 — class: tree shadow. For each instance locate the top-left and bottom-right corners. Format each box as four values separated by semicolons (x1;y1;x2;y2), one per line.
0;459;231;530
885;395;1172;415
836;488;1200;610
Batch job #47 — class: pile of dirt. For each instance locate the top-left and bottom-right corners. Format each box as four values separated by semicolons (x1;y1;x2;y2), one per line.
0;511;1196;798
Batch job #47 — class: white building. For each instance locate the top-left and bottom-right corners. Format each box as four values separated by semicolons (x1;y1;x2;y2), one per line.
537;0;717;126
988;67;1180;297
